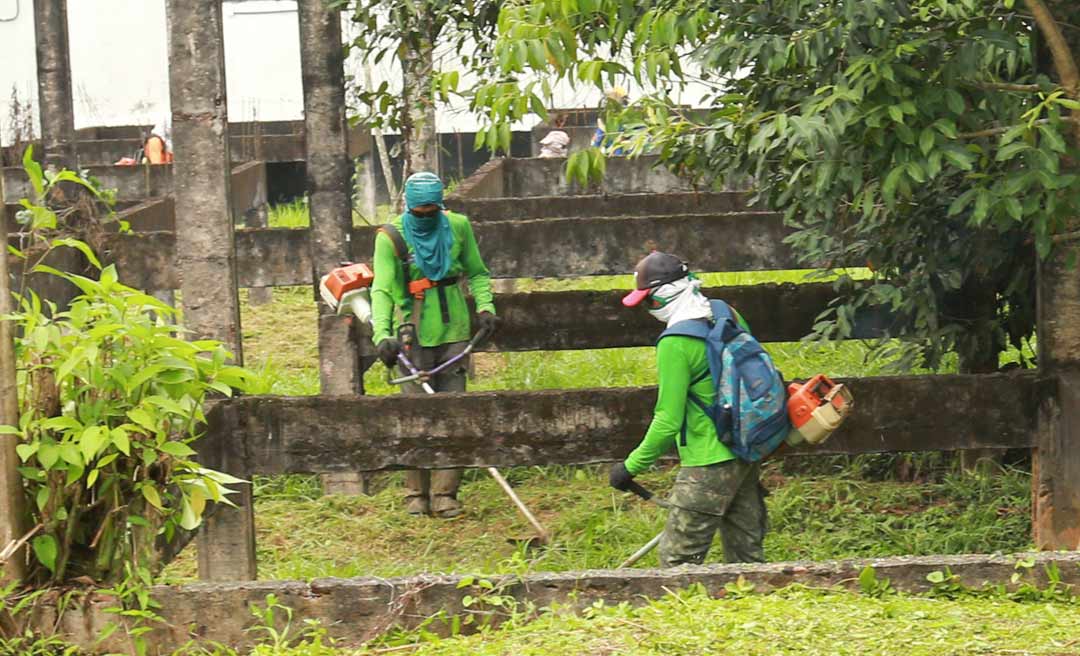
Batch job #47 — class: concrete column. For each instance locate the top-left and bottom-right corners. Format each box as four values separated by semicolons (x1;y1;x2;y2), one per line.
33;0;76;171
299;1;364;496
167;0;255;581
0;175;26;583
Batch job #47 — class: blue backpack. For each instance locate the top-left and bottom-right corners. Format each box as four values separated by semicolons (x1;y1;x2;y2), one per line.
659;300;790;462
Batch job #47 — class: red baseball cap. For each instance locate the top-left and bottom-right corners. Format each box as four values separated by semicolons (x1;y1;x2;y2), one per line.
622;252;690;307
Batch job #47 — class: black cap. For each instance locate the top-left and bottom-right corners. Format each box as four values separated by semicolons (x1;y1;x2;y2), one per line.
622;252;689;307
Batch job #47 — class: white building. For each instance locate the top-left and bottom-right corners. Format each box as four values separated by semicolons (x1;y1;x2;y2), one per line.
1;0;708;145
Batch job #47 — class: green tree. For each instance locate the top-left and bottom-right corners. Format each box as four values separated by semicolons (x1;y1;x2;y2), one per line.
2;152;262;586
476;0;1080;371
338;0;501;193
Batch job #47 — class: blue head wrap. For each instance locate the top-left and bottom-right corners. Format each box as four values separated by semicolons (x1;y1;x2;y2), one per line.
401;172;454;281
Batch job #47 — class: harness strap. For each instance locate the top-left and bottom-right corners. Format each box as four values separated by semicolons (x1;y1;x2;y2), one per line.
379;223;456;327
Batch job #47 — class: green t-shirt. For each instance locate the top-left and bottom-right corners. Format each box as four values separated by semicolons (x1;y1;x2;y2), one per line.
370;211;495;347
624;334;737;475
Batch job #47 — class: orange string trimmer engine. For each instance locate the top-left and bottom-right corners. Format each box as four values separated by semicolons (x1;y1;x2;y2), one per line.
785;374;854;446
319;263;375;324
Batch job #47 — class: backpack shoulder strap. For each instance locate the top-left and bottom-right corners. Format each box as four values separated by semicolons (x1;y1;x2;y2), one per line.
710;300;734;323
658;318;711;343
376;223;410;262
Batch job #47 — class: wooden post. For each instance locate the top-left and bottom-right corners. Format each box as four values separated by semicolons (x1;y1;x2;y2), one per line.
0;160;27;583
167;0;255;581
32;0;76;171
299;0;367;496
1032;0;1080;549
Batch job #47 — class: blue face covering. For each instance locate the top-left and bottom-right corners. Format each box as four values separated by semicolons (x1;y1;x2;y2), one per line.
401;172;454;281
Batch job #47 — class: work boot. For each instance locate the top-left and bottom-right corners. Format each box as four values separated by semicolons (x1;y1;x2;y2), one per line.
430;495;462;518
405;495;430;516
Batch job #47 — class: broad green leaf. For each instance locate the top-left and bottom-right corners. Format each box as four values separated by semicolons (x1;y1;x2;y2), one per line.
919;129;935;156
973;189;991;223
996;142;1028;162
15;443;37;461
127;408;158;434
1004;197;1023;221
141;485;163;510
111;428;131;456
58;443;82;467
50;238;103;270
32;534;58;573
881;166;905;203
179;498;201;531
35;486;49;511
79;426;107;463
159;441;196;458
944;89;965;114
22;145;44;200
37;443;60;470
125;365;166;394
41;416;83;433
1038;125;1067;154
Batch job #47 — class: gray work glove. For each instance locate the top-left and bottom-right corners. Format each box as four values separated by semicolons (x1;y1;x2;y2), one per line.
376;338;401;368
477;311;500;336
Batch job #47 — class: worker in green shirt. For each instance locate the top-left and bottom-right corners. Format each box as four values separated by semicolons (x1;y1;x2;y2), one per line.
612;251;767;566
371;171;498;518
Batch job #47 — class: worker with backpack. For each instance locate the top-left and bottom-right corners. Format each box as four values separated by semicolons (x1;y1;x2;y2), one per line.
371;171;499;518
611;251;789;566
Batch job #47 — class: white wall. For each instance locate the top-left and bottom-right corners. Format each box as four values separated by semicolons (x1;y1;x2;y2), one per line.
0;0;711;145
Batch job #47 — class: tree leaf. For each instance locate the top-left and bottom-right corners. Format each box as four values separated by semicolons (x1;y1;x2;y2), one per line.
919;129;935;155
159;441;196;458
79;426;107;463
179;498;201;531
127;408;158;434
32;534;58;574
996;142;1028;162
1004;197;1023;221
15;443;37;462
944;89;965;114
111;427;131;456
141;485;164;510
37;443;60;470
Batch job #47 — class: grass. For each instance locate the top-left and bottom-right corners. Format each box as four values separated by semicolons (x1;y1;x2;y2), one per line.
160;464;1033;582
268;199;395;229
370;588;1080;656
186;585;1080;655
150;201;1046;652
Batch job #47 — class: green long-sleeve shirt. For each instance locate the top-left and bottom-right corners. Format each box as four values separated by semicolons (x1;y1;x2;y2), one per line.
371;211;495;347
624;335;737;475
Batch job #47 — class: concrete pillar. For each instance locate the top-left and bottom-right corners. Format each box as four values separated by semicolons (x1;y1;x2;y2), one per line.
299;1;364;496
0;175;26;583
33;0;76;171
167;0;255;581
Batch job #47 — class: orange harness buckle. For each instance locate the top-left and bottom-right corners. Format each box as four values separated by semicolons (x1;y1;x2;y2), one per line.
408;278;435;299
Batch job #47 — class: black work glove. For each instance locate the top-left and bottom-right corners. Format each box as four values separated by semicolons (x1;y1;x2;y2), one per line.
376;338;401;368
477;311;501;335
609;462;635;492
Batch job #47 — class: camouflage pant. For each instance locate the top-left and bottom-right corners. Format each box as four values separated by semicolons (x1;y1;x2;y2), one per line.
658;460;768;567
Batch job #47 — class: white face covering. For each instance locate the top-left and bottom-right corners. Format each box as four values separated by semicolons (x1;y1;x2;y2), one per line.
647;276;713;327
